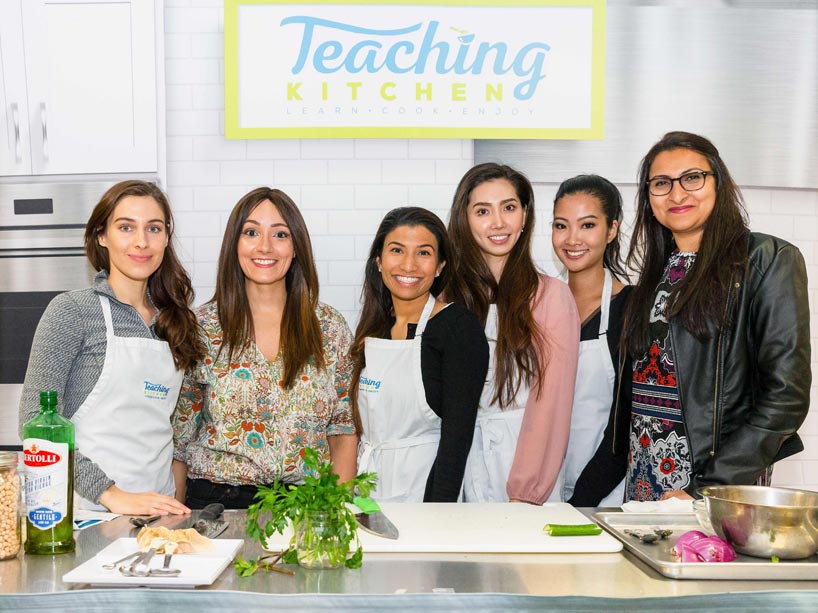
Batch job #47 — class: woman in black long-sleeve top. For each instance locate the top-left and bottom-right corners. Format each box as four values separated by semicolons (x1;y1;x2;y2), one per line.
350;207;489;502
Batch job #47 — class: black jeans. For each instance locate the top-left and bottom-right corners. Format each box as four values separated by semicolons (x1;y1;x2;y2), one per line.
185;478;265;510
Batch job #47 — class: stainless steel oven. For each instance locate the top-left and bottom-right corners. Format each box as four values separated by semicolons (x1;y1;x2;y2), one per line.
0;181;113;449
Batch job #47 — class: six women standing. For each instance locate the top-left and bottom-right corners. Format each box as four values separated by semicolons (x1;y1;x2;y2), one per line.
20;132;812;511
447;164;580;504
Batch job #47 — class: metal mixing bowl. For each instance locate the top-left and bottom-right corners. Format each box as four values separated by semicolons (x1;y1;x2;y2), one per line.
697;485;818;559
692;498;715;534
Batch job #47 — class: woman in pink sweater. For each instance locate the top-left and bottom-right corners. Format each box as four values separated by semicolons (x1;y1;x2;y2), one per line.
447;163;580;504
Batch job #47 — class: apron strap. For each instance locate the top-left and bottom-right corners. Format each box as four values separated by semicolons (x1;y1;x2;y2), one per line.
598;269;613;336
358;433;441;471
414;293;437;337
98;295;115;339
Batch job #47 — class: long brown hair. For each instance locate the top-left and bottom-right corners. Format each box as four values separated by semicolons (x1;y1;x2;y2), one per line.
624;131;749;356
350;207;450;432
212;187;324;387
84;180;204;371
446;163;546;408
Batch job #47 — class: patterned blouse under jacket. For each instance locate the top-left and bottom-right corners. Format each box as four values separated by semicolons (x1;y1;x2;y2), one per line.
172;301;356;485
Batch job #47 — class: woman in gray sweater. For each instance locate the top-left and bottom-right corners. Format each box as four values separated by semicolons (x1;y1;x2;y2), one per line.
19;180;204;516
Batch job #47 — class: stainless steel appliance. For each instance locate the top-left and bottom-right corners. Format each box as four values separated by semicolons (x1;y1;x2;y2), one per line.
0;181;113;449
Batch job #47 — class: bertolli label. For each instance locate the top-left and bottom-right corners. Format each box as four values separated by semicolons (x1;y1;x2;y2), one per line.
23;438;69;530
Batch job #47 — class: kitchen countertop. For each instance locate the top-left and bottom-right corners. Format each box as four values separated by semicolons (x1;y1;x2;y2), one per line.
1;509;817;610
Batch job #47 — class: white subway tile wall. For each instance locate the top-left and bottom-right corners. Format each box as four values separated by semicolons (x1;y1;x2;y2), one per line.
164;2;816;493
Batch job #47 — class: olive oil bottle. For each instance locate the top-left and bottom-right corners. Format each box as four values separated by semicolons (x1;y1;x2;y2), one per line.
22;390;75;554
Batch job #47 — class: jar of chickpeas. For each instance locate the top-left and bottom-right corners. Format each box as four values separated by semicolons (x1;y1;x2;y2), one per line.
0;451;21;560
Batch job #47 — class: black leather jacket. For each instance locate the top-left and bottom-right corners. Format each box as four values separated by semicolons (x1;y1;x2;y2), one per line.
613;232;811;495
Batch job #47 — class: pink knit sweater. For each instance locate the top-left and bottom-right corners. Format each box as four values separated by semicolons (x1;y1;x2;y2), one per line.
506;274;580;504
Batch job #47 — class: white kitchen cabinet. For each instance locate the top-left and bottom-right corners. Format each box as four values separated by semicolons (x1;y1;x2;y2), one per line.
0;0;157;177
0;0;31;175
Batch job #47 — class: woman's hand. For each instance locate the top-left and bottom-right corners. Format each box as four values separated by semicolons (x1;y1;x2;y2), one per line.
98;485;191;515
660;490;693;501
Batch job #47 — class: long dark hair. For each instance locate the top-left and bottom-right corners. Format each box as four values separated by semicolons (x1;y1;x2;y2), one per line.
84;180;205;371
624;131;749;355
446;163;546;408
350;207;450;432
213;187;324;387
553;174;627;281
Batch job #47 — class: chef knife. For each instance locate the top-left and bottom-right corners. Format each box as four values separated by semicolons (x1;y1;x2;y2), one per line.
355;511;399;540
193;502;229;538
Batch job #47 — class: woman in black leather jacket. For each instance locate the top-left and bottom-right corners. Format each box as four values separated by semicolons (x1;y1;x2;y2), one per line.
620;131;811;501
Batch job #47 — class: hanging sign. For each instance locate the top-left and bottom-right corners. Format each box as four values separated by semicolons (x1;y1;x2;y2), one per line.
225;0;605;139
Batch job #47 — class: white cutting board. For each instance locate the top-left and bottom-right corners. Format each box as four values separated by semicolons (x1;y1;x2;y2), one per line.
265;503;622;553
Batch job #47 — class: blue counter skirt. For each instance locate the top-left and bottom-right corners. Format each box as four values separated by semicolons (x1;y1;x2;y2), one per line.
2;590;818;612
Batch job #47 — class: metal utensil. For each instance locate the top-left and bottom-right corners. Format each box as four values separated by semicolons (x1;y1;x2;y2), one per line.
129;537;165;576
130;515;161;529
149;541;181;576
130;547;158;577
356;511;399;540
194;518;229;538
624;528;658;544
118;551;147;576
193;503;229;538
101;550;142;570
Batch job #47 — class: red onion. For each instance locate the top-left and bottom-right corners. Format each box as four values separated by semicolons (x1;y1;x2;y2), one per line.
671;530;737;563
671;530;707;553
674;542;702;563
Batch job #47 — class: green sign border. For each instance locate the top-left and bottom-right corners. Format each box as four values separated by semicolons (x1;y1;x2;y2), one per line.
224;0;606;139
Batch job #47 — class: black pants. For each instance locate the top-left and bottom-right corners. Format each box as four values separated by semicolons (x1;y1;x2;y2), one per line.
185;478;266;510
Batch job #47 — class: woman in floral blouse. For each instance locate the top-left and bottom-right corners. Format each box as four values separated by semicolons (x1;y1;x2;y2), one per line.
171;188;357;508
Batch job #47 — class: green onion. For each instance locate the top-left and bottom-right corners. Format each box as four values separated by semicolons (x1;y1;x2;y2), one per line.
544;523;603;536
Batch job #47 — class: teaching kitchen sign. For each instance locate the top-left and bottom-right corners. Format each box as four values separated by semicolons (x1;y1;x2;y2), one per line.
224;0;605;139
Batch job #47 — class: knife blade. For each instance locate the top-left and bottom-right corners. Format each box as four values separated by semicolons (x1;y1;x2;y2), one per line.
355;511;399;540
193;502;229;538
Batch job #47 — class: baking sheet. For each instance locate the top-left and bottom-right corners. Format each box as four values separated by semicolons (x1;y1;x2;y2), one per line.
265;502;623;553
593;512;818;580
63;537;244;588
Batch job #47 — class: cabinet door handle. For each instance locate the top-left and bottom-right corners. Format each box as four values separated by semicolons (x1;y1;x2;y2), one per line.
40;102;49;161
11;103;21;162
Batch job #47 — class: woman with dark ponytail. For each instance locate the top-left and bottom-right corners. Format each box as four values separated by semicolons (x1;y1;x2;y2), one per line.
20;180;204;515
552;174;631;507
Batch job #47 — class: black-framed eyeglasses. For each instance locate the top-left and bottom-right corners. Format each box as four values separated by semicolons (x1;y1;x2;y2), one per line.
646;171;715;196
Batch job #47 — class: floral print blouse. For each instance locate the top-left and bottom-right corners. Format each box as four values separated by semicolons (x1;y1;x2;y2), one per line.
172;301;355;485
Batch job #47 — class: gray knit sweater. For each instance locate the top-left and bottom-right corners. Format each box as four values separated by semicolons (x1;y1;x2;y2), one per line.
19;271;166;504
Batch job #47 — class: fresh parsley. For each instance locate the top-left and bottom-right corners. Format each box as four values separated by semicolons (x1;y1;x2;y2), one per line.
236;447;378;574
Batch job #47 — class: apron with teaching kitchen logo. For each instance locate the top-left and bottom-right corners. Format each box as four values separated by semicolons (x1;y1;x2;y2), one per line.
561;269;625;506
463;304;564;503
357;294;441;503
71;295;183;511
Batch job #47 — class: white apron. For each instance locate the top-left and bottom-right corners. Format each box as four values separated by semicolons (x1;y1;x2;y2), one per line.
72;295;183;511
357;294;441;503
463;304;564;503
562;269;625;506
